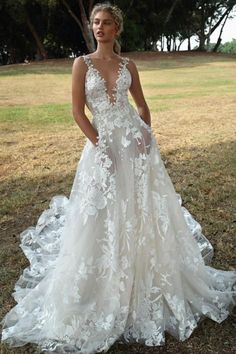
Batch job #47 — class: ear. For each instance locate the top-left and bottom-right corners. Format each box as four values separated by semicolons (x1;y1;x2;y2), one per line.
115;27;119;38
115;24;119;35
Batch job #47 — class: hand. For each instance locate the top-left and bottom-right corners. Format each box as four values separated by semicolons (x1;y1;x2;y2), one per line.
93;134;99;147
138;126;152;155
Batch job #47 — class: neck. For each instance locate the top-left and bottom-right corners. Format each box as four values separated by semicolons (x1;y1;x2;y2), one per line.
94;41;116;59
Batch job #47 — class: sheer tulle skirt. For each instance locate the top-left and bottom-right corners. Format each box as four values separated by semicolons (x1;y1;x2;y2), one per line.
1;105;236;354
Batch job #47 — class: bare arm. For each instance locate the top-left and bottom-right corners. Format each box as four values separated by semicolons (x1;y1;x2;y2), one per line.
72;56;99;146
128;60;151;127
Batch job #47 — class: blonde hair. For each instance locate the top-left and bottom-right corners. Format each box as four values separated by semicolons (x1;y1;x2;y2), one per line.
90;2;124;55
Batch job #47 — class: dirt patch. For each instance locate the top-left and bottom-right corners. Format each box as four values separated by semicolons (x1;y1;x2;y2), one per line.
1;52;236;354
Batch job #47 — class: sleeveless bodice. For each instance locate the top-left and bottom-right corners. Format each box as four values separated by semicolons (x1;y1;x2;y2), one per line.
82;55;132;116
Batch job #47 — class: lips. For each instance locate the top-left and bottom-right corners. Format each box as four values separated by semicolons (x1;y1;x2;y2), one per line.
96;31;104;36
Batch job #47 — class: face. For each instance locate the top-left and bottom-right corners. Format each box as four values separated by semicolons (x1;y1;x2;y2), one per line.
92;11;118;43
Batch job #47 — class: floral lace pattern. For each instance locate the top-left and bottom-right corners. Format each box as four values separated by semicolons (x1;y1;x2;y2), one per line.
1;55;236;354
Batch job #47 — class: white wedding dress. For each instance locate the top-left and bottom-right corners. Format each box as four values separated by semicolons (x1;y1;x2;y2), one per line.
1;55;236;354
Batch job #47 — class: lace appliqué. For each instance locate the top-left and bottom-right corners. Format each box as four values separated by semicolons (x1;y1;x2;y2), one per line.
1;52;235;354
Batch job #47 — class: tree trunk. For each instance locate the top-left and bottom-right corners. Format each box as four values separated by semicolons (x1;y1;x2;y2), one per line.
62;0;95;53
209;5;234;37
167;36;171;52
197;4;234;52
177;39;185;51
25;11;47;59
165;0;181;23
77;0;95;52
188;36;191;51
88;0;95;15
198;4;206;51
213;10;230;52
213;37;222;52
198;35;206;51
161;35;164;51
206;16;213;52
173;36;177;51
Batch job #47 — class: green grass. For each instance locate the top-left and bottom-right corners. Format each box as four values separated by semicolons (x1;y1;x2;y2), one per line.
0;104;72;125
0;52;236;354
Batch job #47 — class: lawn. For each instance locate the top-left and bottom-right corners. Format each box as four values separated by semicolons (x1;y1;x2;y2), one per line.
0;51;235;353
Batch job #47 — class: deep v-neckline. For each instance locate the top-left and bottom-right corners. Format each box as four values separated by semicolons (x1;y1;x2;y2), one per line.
86;56;125;106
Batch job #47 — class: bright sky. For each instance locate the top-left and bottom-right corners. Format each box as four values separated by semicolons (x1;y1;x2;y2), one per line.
182;12;236;50
158;11;236;51
211;14;236;43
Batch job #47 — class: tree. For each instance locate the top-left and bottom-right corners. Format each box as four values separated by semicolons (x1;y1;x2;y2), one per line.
193;0;236;51
6;0;48;59
0;0;50;63
1;0;236;64
45;0;95;52
0;2;34;64
219;38;236;52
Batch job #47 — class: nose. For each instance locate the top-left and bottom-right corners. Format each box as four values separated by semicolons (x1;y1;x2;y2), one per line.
98;21;103;29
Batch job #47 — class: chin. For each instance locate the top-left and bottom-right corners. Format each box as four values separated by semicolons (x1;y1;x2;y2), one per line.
95;34;113;41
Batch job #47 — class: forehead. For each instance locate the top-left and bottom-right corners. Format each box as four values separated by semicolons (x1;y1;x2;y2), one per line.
93;11;114;21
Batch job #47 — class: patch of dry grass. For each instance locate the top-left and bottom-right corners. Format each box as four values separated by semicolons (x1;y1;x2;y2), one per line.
0;52;236;353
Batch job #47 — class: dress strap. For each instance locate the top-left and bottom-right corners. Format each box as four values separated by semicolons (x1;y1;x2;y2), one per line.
121;56;129;68
81;55;93;69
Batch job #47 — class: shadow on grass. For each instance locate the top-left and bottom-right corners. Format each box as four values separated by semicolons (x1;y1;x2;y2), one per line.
0;53;236;77
0;139;235;353
0;59;74;77
129;51;236;72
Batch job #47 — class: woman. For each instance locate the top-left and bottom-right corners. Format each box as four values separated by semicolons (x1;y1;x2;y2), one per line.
1;2;236;353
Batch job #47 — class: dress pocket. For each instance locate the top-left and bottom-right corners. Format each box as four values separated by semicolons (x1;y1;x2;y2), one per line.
137;114;151;131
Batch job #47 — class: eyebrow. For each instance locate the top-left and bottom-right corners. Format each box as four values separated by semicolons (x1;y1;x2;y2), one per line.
93;17;113;22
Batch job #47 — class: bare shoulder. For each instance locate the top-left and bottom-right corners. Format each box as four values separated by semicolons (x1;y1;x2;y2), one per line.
72;56;87;75
126;58;139;75
126;58;137;69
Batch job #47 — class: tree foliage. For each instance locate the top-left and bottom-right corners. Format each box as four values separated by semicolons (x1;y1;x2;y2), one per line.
218;38;236;52
0;0;235;64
